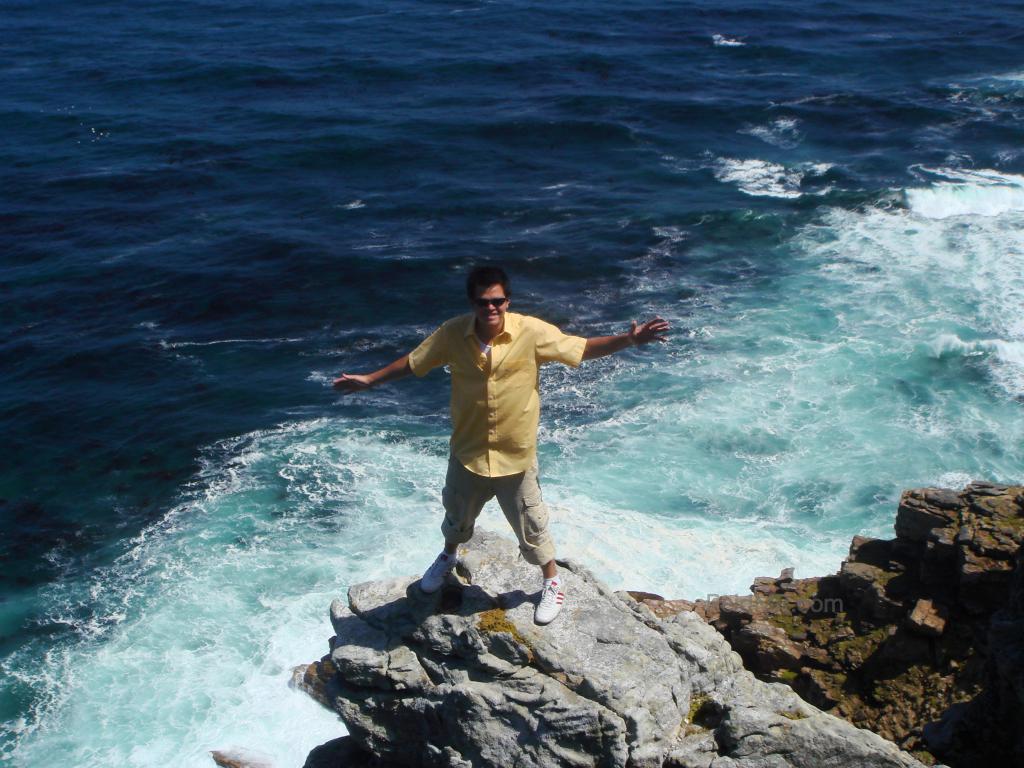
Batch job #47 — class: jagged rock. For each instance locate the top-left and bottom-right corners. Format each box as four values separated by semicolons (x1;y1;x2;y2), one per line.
731;620;804;671
906;599;948;638
667;482;1023;763
798;668;843;708
850;537;897;568
922;488;963;510
922;527;958;587
290;659;336;708
308;530;925;768
958;548;1013;614
210;750;272;768
626;590;666;602
716;595;754;628
695;598;720;624
303;736;378;768
930;546;1024;766
622;591;696;620
966;482;1010;498
801;645;831;669
840;560;888;596
896;492;958;542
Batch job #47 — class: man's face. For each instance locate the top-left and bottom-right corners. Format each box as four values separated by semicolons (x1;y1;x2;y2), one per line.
471;282;509;333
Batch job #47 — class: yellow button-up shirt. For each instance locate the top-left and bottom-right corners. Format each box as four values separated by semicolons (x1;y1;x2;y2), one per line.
408;311;586;477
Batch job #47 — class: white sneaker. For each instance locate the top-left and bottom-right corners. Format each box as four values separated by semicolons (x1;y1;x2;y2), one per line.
420;551;457;594
535;577;566;625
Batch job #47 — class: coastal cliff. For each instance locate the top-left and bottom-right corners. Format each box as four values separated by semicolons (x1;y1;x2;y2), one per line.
288;483;1023;768
630;482;1024;766
295;529;926;767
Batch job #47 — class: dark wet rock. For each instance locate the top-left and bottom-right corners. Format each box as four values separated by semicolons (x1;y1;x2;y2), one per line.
302;736;379;768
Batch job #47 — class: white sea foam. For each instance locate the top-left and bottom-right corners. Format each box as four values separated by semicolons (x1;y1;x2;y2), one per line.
3;420;452;766
905;167;1024;219
713;158;830;199
307;370;336;385
926;334;1024;394
160;337;304;348
0;407;837;764
935;471;974;491
645;226;689;259
712;34;745;47
10;164;1024;764
796;188;1024;398
928;333;1024;366
714;158;803;198
990;71;1024;83
740;118;801;149
652;226;687;244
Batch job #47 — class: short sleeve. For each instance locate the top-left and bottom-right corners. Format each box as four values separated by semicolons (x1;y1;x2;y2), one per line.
408;323;451;377
532;318;587;368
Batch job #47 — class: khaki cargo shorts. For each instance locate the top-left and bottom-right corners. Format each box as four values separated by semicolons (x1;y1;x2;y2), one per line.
441;456;555;566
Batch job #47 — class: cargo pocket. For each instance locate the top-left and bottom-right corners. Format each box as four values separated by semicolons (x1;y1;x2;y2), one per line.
521;497;550;546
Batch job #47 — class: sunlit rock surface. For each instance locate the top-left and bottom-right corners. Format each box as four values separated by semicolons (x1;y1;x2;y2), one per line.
301;529;925;768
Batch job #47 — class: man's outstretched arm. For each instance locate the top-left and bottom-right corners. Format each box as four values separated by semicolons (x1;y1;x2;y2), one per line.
582;317;670;361
333;354;413;392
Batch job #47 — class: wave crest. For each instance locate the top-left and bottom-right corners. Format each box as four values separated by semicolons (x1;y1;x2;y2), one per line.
712;34;746;47
713;158;832;199
928;333;1024;366
906;167;1024;219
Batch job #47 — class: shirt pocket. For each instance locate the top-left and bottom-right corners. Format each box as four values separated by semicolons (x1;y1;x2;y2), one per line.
496;359;536;383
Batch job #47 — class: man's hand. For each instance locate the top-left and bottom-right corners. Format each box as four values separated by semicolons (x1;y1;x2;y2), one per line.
582;317;671;361
332;355;413;393
332;373;374;392
628;317;670;345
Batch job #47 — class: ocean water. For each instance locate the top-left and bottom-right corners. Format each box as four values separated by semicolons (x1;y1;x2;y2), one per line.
3;0;1024;764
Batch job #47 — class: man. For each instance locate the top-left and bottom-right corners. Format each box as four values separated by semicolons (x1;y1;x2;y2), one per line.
334;266;669;625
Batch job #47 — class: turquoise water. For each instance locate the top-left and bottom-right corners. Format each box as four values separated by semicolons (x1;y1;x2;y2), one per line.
3;0;1024;764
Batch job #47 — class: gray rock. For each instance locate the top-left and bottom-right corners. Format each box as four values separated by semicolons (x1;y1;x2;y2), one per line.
315;529;925;768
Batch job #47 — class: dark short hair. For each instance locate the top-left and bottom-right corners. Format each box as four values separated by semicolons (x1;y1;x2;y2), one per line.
466;265;511;300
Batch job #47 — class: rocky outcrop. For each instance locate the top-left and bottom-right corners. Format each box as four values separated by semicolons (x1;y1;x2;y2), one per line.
923;543;1024;767
631;482;1024;766
300;529;925;768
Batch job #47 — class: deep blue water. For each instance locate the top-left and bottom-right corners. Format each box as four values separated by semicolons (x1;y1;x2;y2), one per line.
3;1;1024;763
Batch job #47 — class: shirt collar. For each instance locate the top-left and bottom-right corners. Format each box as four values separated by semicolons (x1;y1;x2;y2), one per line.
463;311;518;341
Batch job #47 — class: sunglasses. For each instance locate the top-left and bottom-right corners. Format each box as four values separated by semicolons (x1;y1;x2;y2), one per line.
473;297;508;308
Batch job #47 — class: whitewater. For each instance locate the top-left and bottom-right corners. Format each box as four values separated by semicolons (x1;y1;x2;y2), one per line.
4;1;1024;765
6;166;1024;765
